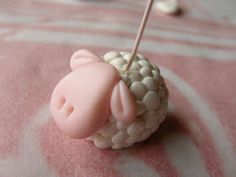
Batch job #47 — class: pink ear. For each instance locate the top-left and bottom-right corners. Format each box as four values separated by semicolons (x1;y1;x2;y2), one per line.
70;49;102;70
110;81;136;123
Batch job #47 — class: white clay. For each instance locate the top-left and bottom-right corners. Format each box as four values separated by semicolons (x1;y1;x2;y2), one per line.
88;51;169;149
104;51;121;62
143;91;161;110
138;59;151;67
136;101;146;116
130;81;148;100
116;121;129;130
112;131;128;144
143;111;159;128
94;136;112;149
140;66;153;77
152;70;160;81
127;120;146;136
142;77;158;91
99;122;118;138
130;62;142;71
155;0;179;15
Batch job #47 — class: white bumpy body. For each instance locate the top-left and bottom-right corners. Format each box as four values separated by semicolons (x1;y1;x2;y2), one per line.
87;51;169;149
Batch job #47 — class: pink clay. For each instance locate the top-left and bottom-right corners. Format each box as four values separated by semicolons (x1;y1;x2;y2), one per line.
50;50;136;139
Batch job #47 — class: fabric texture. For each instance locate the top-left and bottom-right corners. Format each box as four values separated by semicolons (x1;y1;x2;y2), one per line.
0;0;236;176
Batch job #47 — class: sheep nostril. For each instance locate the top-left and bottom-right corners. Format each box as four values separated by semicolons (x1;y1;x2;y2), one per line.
56;96;74;119
57;96;66;110
66;106;74;118
61;105;74;119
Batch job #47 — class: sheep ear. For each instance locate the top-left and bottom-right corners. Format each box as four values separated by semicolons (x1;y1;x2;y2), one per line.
70;49;102;70
110;81;136;123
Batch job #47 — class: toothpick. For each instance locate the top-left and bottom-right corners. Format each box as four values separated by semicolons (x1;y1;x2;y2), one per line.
125;0;154;71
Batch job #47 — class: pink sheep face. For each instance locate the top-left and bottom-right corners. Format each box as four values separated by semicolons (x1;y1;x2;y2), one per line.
50;50;136;139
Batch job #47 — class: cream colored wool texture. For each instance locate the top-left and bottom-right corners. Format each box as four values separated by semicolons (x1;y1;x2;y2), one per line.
87;51;169;149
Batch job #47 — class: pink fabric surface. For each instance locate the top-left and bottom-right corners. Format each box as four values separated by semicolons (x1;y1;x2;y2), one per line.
0;0;236;176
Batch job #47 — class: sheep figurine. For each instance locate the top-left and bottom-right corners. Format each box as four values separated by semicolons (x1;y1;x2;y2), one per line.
50;49;168;149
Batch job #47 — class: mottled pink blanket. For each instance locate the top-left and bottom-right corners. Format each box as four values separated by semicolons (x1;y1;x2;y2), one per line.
0;0;236;177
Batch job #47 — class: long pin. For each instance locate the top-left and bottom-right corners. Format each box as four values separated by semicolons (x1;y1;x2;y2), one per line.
125;0;154;71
